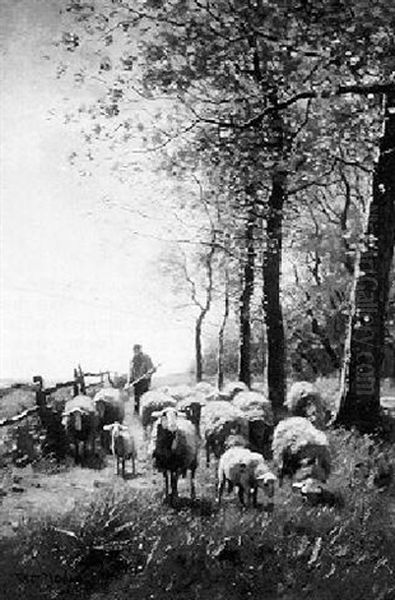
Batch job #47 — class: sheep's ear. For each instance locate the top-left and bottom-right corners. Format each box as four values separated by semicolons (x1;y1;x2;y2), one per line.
151;411;162;419
257;473;277;483
103;425;113;432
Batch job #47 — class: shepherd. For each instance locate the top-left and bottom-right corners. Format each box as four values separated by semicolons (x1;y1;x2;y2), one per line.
127;344;156;413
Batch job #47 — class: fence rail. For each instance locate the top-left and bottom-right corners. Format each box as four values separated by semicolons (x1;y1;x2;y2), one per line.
0;406;39;428
0;365;110;429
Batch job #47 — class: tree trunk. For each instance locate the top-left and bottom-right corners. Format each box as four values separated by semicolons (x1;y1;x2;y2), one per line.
263;170;286;415
217;266;230;390
195;315;204;382
336;93;395;432
238;210;255;387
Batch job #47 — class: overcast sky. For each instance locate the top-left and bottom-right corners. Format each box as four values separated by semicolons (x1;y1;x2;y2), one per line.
0;0;195;381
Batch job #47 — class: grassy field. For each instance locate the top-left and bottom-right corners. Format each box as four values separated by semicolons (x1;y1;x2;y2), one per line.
0;376;394;600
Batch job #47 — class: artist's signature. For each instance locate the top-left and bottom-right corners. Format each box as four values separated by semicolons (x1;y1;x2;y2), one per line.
15;572;72;584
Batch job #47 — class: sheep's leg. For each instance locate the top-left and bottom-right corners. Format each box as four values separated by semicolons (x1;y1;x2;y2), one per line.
278;462;284;488
217;477;225;505
74;441;79;465
163;472;169;500
237;486;245;506
206;442;210;467
122;458;126;479
132;455;136;476
101;430;110;453
190;469;196;500
251;486;258;508
76;441;83;465
83;441;88;465
170;471;178;500
116;457;120;476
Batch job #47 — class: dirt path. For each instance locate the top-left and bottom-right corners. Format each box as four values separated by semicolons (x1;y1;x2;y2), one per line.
0;400;162;537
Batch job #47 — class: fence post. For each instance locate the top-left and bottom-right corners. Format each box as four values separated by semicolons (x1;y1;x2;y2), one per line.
33;375;46;410
73;369;79;396
78;364;86;394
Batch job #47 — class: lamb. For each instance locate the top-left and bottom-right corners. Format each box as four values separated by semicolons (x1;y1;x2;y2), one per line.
200;401;249;466
150;407;200;504
286;382;327;429
271;417;331;486
103;422;136;478
93;386;126;452
217;447;277;507
139;390;177;438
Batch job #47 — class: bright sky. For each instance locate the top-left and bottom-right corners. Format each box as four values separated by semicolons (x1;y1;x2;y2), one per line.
0;0;195;381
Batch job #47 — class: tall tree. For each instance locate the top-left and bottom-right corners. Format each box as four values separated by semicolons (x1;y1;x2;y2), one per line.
337;93;395;432
238;207;256;387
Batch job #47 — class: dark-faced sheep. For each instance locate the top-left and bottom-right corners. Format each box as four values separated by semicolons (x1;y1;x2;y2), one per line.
139;390;177;440
272;417;331;486
232;391;274;458
200;401;249;466
61;395;99;465
176;395;204;435
286;382;327;429
150;407;200;504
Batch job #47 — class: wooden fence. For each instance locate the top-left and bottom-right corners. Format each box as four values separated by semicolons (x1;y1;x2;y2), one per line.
0;366;111;429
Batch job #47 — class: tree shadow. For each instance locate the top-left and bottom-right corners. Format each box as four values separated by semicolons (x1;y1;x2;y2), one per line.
164;495;216;516
81;452;107;470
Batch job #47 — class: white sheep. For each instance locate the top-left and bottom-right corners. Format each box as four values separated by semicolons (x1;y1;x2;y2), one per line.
217;447;277;507
219;381;249;401
167;384;194;402
271;417;331;486
194;381;216;396
150;407;200;503
103;422;137;478
286;381;327;428
200;401;249;466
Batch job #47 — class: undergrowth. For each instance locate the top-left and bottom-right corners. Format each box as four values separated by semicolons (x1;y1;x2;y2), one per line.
0;429;394;600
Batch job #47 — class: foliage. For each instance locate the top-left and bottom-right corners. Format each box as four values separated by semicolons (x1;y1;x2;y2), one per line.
203;319;266;379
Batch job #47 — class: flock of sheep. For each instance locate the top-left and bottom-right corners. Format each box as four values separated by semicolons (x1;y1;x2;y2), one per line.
60;378;333;508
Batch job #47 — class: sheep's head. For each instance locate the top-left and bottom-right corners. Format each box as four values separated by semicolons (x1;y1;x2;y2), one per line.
95;398;106;419
62;408;84;431
256;471;277;498
152;407;179;432
103;421;127;436
224;434;250;450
